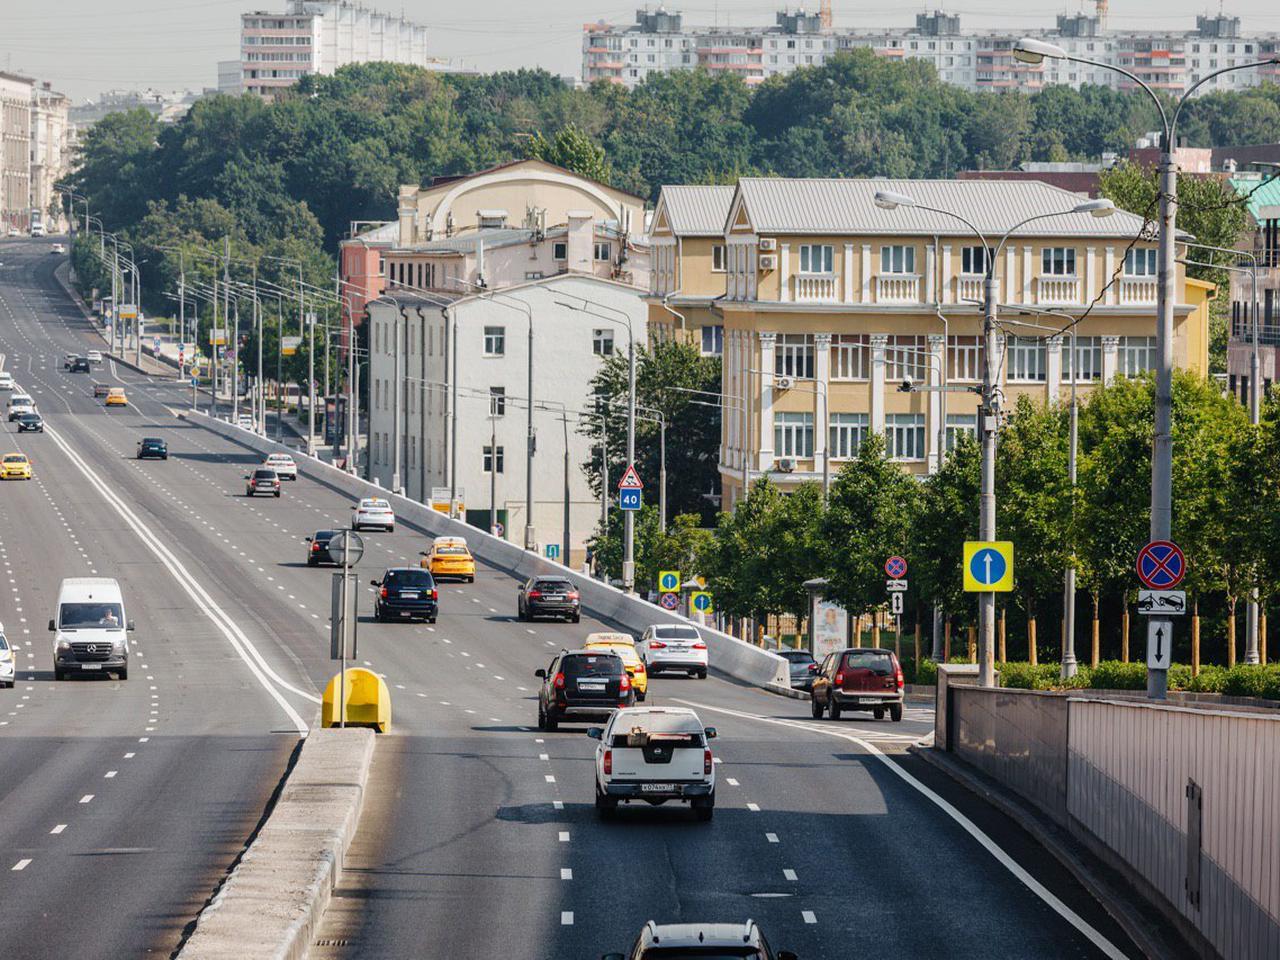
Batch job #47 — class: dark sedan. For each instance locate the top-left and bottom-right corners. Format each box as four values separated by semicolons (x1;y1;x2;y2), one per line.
69;357;91;373
372;568;438;623
778;648;817;691
517;575;581;623
136;437;168;460
15;412;43;433
305;530;338;567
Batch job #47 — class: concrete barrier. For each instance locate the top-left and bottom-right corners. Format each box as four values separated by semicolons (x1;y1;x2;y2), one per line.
177;728;375;960
182;411;790;690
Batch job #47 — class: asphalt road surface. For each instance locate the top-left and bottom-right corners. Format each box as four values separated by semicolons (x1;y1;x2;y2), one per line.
0;235;1141;960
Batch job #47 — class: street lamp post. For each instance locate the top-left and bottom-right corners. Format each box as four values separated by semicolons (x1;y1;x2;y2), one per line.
876;189;1115;686
1014;37;1279;696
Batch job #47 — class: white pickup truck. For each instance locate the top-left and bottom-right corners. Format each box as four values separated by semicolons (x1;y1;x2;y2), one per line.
589;707;717;820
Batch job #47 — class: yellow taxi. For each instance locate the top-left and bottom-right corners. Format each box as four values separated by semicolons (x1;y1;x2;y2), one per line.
420;536;475;582
105;387;128;407
584;632;647;701
1;453;32;480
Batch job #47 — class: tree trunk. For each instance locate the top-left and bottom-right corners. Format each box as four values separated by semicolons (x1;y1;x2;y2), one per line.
944;619;951;663
967;625;976;663
872;619;881;648
1227;598;1237;668
999;608;1007;663
1261;611;1268;665
1028;617;1038;666
1191;610;1201;677
914;620;921;670
1092;594;1101;667
1091;617;1100;669
1121;602;1130;663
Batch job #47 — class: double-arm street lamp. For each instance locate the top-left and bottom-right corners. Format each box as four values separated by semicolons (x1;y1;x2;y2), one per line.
1013;37;1279;698
875;188;1115;686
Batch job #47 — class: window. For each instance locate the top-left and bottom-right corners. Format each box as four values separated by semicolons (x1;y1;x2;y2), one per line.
489;386;505;417
524;271;545;281
1041;247;1077;276
552;241;567;261
483;326;505;357
961;246;987;275
830;334;868;380
377;254;386;277
1124;248;1157;276
881;245;916;274
774;412;814;458
594;241;612;262
798;244;833;274
886;335;926;381
886;414;926;461
948;335;982;382
593;328;615;356
1118;336;1155;377
711;244;726;272
945;414;978;451
700;324;724;356
774;334;814;378
829;413;868;459
483;445;504;473
1063;336;1102;381
1006;337;1046;382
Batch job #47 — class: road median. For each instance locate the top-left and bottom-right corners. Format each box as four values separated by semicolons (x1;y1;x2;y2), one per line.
177;727;376;960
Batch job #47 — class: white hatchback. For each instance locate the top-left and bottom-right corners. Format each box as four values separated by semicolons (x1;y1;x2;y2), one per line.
351;497;395;532
639;623;709;679
263;452;297;480
86;350;103;364
589;707;717;820
0;371;12;390
0;625;14;688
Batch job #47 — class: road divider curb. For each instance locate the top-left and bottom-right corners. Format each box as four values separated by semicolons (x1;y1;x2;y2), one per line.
183;410;792;691
177;728;376;960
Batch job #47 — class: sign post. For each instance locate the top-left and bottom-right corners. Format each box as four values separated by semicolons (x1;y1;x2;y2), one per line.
884;557;908;646
1136;539;1185;698
327;531;365;728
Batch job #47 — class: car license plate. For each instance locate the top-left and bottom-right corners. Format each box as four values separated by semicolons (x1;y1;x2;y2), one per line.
544;594;563;601
579;681;605;691
401;591;420;599
641;783;676;793
81;664;102;670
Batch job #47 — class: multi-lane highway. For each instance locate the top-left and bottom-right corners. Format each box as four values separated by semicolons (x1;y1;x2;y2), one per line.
0;235;1141;959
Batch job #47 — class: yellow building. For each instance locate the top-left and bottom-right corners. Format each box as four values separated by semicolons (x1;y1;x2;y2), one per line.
653;177;1212;507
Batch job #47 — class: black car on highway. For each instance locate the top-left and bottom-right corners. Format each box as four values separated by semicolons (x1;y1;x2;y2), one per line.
136;437;167;460
371;567;438;623
517;575;581;623
305;530;338;567
69;357;91;373
15;412;43;433
535;649;633;730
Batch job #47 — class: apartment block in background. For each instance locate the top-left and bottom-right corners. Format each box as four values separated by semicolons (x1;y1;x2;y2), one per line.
0;71;33;233
1226;173;1280;404
658;177;1213;506
29;83;70;231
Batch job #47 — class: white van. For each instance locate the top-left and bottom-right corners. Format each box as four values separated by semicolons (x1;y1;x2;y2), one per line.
50;578;133;681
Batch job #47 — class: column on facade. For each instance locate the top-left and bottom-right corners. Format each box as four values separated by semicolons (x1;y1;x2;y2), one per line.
1046;335;1063;406
814;333;831;472
1101;335;1120;384
1085;246;1097;303
843;244;854;302
779;245;791;302
870;335;887;435
1004;248;1017;304
1104;246;1117;305
1022;246;1034;302
924;244;936;303
757;332;777;470
927;334;945;472
941;244;953;304
860;245;872;303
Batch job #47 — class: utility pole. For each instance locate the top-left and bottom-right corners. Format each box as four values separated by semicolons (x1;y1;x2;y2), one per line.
978;272;999;687
223;237;231;418
307;312;316;456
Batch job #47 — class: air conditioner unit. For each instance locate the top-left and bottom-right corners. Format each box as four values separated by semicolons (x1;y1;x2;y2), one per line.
775;376;794;390
758;254;777;270
759;238;777;252
775;458;796;473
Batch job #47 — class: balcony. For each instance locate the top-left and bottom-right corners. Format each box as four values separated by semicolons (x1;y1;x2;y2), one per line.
957;276;983;303
1037;276;1080;305
794;274;838;302
876;274;920;304
1118;276;1157;305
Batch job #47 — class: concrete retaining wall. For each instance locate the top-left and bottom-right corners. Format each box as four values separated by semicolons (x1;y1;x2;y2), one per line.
178;728;376;960
182;411;790;690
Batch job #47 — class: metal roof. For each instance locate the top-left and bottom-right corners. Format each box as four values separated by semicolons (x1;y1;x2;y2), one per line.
658;184;736;236
1228;176;1280;222
734;177;1152;239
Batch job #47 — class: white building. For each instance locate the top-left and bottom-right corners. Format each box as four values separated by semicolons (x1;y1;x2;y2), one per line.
365;274;647;565
29;83;70;231
583;8;1280;96
227;0;436;99
0;71;33;233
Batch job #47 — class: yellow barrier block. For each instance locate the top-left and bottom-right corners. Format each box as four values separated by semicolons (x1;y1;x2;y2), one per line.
322;667;391;733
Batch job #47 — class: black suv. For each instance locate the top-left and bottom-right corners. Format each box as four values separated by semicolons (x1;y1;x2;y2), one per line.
136;437;167;460
15;412;43;433
371;567;438;623
517;575;581;623
70;357;91;373
305;530;338;566
535;649;633;730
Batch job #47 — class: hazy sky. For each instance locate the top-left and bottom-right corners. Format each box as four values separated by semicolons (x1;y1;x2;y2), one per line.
4;0;1280;102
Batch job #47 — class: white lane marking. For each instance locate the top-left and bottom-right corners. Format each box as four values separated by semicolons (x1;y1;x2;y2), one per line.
123;752;135;759
43;425;314;732
766;833;779;843
558;831;570;842
726;778;740;787
539;753;549;761
746;802;760;812
79;795;93;804
783;868;797;881
138;737;149;743
552;800;564;810
104;770;117;779
675;698;1130;960
560;912;573;926
50;825;67;835
11;859;32;871
545;775;556;783
560;868;572;880
802;910;817;925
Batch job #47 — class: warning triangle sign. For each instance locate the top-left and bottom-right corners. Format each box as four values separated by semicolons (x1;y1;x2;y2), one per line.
618;463;643;489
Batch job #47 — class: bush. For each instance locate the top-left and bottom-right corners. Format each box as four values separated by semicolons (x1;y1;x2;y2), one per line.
1090;660;1148;690
998;661;1060;689
910;658;938;686
1219;664;1280;700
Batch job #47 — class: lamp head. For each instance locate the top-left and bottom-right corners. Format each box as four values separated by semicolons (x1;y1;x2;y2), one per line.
1073;198;1116;218
874;190;916;211
1013;38;1067;64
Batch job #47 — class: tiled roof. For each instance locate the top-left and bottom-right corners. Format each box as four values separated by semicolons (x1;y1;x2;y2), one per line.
735;177;1152;239
659;184;736;236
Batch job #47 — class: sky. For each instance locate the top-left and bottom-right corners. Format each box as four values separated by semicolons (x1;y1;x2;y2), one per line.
3;0;1280;102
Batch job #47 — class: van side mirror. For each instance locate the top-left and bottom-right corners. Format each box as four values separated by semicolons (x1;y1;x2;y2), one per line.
305;537;313;542
534;668;546;678
127;621;136;631
48;619;56;631
586;727;603;740
704;727;717;740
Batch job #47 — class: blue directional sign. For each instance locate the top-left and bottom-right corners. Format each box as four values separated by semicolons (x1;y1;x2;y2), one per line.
545;544;559;560
619;487;642;511
963;541;1014;592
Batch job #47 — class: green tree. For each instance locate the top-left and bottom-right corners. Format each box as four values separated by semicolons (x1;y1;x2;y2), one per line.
526;124;611;182
586;505;710;592
912;436;981;622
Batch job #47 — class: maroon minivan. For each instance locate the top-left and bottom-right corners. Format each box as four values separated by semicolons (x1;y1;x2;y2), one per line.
809;647;904;721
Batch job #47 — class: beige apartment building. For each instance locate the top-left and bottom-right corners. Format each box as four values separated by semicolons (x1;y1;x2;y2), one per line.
651;177;1214;507
0;71;33;233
